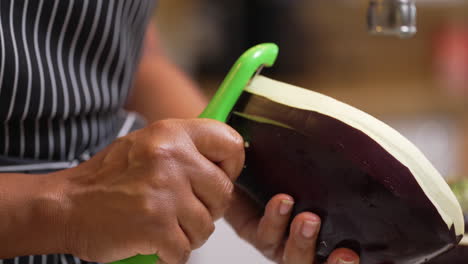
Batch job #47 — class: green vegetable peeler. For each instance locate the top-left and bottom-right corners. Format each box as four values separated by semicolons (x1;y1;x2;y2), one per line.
108;43;278;264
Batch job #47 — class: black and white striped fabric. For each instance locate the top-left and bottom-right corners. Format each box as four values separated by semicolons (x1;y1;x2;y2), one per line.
0;0;156;263
0;0;155;161
0;254;97;264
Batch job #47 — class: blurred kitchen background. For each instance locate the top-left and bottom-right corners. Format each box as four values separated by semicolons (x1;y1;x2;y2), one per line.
153;0;468;263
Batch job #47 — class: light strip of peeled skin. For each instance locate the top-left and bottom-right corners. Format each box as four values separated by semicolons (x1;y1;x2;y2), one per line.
246;75;464;236
460;235;468;246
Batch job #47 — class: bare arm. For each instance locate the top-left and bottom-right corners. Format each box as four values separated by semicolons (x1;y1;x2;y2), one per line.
0;119;244;263
126;22;207;122
0;172;67;258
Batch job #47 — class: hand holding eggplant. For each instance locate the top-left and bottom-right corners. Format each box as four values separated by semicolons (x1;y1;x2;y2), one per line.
225;190;360;264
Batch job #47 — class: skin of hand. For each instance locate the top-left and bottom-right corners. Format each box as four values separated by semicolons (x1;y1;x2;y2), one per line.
56;119;245;264
225;189;361;264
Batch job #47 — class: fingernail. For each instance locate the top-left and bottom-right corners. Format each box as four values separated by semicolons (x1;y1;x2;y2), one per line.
335;258;355;264
279;200;294;216
301;220;319;238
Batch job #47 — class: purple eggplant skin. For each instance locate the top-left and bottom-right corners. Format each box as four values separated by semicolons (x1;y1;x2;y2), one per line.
228;93;461;264
426;245;468;264
428;218;468;263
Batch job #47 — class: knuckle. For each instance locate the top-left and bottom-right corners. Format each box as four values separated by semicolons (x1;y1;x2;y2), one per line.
146;196;174;221
231;132;245;151
183;206;216;249
151;143;178;160
149;119;186;140
193;218;215;249
220;179;235;203
130;190;159;220
135;189;174;224
140;195;158;216
211;180;234;217
150;119;177;132
224;125;244;149
143;121;184;159
138;140;182;164
206;220;216;236
177;242;192;264
102;137;132;163
202;221;216;241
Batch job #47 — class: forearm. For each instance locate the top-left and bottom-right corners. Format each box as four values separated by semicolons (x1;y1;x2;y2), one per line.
126;22;207;122
128;54;206;121
0;172;67;258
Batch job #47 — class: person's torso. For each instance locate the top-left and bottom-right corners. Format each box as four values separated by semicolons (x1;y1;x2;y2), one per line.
0;0;155;161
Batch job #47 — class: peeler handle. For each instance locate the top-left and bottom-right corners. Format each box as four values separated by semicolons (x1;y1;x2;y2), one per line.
199;43;279;122
109;255;158;264
107;43;278;264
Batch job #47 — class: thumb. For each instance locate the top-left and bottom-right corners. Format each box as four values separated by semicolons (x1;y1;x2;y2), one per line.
184;119;245;182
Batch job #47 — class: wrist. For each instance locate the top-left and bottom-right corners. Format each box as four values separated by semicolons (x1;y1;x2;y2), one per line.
35;171;73;254
0;171;71;258
50;163;99;256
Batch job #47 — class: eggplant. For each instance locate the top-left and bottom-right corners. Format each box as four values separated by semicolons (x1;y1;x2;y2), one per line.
427;181;468;263
227;76;464;264
426;217;468;263
427;235;468;263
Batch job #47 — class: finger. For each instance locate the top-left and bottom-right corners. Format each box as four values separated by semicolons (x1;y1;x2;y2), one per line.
153;223;192;264
183;119;245;181
256;194;294;257
326;248;360;264
189;155;235;219
282;212;321;264
177;193;215;249
224;186;263;242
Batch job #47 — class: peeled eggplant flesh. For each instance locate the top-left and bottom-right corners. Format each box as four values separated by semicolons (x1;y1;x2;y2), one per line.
428;182;468;263
227;76;464;264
